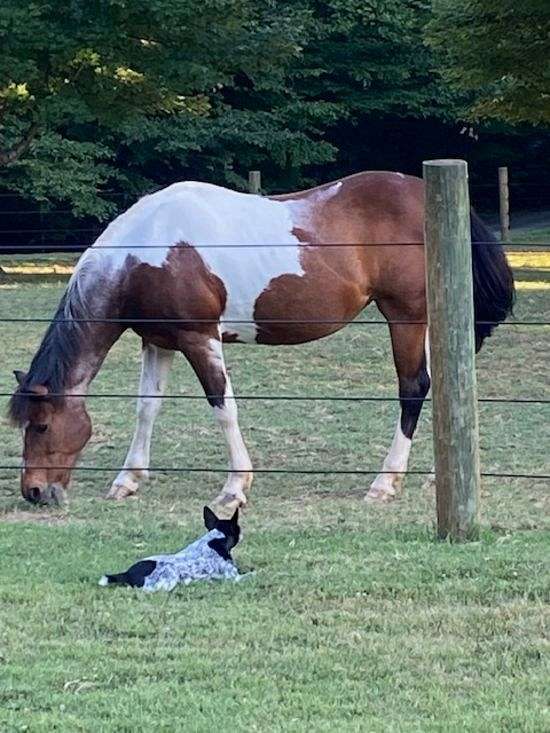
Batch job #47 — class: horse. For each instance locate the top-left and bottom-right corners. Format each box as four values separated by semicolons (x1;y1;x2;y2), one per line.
9;171;514;509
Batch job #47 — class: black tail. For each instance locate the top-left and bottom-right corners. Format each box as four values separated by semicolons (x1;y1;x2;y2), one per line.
98;560;157;588
99;572;130;586
470;209;515;351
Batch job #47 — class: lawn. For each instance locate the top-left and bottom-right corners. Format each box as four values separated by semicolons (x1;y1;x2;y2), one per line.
0;233;548;731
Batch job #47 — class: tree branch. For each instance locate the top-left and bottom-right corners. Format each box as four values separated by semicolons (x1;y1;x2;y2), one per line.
0;123;39;166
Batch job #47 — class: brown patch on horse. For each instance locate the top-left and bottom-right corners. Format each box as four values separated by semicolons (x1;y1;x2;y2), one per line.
122;243;227;349
254;191;372;345
221;332;242;343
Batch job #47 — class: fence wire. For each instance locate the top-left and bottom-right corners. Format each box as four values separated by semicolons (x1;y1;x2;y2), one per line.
2;392;549;405
1;465;549;480
1;241;550;248
2;236;548;485
0;317;548;327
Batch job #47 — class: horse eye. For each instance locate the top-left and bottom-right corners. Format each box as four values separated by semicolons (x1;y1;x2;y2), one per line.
34;424;48;433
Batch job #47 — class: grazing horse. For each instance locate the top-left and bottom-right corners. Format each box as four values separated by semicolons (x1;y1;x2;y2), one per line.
9;172;514;508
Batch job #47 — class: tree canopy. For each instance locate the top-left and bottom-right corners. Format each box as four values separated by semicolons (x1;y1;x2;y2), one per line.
0;0;317;216
427;0;550;126
0;0;547;226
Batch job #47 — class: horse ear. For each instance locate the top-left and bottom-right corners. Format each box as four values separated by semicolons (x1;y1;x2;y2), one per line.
203;505;218;531
13;370;27;386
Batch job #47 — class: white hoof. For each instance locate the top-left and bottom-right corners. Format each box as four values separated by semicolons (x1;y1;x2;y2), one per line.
213;488;248;514
365;486;396;504
365;473;403;504
422;473;436;493
105;473;141;500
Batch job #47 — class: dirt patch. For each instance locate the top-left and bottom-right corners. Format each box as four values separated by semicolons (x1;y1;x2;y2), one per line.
0;509;73;526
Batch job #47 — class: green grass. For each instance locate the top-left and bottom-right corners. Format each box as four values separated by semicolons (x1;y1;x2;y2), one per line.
0;241;549;731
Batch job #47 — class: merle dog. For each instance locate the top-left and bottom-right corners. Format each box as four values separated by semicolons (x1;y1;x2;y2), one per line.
99;507;241;592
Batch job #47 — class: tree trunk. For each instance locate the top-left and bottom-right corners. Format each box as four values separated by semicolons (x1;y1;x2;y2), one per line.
0;123;39;166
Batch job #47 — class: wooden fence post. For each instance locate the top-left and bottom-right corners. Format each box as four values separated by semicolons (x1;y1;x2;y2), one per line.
498;166;510;242
248;170;262;194
423;159;481;541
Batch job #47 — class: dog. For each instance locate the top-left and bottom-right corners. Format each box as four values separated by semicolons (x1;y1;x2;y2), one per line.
99;506;242;592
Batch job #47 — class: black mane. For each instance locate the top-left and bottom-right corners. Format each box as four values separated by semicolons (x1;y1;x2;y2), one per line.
8;287;86;426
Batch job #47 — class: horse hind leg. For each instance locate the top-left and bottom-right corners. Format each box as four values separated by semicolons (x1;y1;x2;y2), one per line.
180;331;253;514
106;343;174;500
367;314;430;503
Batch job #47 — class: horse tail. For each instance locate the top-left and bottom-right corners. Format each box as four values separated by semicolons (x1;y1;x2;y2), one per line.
470;208;515;351
98;572;129;587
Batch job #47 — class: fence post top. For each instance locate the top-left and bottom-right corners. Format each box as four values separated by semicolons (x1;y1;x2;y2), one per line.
423;159;468;169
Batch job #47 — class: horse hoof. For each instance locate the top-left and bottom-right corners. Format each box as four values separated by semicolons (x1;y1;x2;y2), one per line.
422;475;436;493
213;491;247;514
105;483;138;501
364;487;396;504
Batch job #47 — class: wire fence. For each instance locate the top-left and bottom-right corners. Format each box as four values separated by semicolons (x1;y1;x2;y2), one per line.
1;241;550;248
0;465;549;480
1;236;549;485
2;391;549;404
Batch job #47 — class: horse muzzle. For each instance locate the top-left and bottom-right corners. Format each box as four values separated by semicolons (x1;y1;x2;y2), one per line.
22;484;66;506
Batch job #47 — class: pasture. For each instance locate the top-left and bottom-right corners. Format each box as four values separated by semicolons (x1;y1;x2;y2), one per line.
0;243;549;731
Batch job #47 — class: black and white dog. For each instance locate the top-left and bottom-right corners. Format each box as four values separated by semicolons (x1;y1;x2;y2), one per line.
99;507;242;592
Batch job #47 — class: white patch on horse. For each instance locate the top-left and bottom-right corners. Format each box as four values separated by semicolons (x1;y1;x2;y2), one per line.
367;422;412;502
74;180;342;343
208;338;252;508
106;344;174;499
424;330;431;380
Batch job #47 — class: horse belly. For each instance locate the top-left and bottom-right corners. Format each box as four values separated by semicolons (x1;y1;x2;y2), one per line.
202;247;308;343
253;270;368;345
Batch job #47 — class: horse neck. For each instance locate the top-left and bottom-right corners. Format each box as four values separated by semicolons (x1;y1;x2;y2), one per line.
64;321;122;395
32;274;124;398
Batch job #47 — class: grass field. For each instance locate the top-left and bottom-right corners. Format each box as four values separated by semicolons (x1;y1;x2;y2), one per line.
0;234;549;731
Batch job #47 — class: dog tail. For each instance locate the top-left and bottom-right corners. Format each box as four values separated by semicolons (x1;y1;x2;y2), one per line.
98;572;129;587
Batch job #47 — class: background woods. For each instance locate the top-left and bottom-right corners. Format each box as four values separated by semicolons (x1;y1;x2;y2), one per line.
0;0;549;249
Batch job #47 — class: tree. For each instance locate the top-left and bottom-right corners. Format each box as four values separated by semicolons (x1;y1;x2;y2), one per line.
254;0;460;186
295;1;453;120
427;0;550;126
0;0;321;216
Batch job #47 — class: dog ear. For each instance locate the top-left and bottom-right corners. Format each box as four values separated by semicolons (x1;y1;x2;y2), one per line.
203;505;218;531
230;508;239;526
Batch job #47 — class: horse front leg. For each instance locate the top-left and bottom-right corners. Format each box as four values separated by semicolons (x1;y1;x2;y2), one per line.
180;332;253;515
106;343;174;500
367;316;430;503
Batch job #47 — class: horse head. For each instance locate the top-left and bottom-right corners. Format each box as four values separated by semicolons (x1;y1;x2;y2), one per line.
9;371;92;505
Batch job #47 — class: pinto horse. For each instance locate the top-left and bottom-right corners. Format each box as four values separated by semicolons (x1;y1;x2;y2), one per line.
9;172;514;508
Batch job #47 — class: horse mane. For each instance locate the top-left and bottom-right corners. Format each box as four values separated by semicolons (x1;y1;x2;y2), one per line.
8;275;90;427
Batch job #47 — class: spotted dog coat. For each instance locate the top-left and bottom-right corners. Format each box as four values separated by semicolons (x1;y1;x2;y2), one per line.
99;507;241;592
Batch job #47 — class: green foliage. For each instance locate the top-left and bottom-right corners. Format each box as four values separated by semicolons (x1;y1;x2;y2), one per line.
427;0;550;126
295;0;455;121
0;0;312;214
2;0;541;220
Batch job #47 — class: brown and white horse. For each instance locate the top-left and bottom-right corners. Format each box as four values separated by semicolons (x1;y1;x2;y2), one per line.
9;172;514;509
